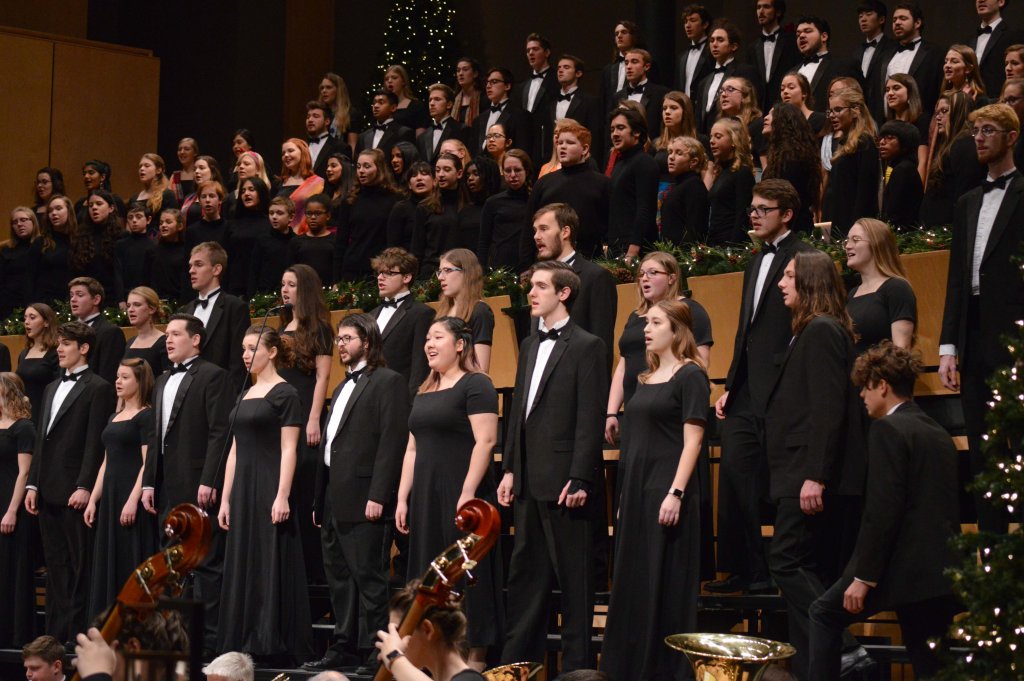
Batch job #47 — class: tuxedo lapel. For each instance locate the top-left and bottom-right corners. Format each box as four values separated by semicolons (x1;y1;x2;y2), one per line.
380;305;407;341
809;55;829;93
565;95;582;119
520;337;540;414
982;179;1023;263
964;190;983;270
204;297;225;340
753;41;767;79
336;372;371;433
769;38;783;77
166;370;195;433
908;45;926;76
49;377;87;431
527;328;571;417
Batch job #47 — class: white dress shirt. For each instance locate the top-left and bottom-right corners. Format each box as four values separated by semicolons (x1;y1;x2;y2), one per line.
555;87;577;120
526;69;548;111
616;54;627;92
762;31;779;81
976;17;1002;61
47;365;88;435
323;359;367;465
684;42;704;94
482;99;509;149
627;78;648;103
798;51;829;84
161;357;198;444
371;117;395;149
431;116;451;153
861;31;883;78
308;132;329;165
526;316;570;417
193;288;220;327
377;291;412;332
886;39;921;79
752;231;791;318
705;59;733;112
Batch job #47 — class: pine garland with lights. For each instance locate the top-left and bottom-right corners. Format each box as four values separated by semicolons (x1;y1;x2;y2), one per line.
367;0;458;101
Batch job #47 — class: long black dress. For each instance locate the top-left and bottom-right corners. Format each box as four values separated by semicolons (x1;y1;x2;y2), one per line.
406;372;503;647
602;364;710;681
219;382;312;661
0;418;35;646
124;335;169;375
16;347;59;425
88;410;159;618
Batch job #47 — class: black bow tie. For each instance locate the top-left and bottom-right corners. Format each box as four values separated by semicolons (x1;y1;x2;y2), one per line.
761;242;778;254
982;175;1012;192
802;54;821;65
978;25;993;36
62;372;81;383
432;121;445;130
558;91;574;102
489;102;506;114
532;71;547;79
381;298;401;308
863;39;878;49
714;65;727;74
896;39;920;53
345;367;366;383
169;363;190;374
762;32;778;43
196;289;219;309
615;54;625;63
373;122;389;132
627;83;645;96
538;327;560;342
307;134;327;144
690;41;705;51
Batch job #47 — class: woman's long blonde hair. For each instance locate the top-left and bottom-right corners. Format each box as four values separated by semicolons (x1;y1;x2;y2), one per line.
435;249;484;322
851;218;908;281
634;251;681;315
638;299;706;383
831;87;878;161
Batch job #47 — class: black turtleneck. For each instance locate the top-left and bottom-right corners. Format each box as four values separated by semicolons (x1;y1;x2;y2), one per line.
31;230;70;305
148;237;188;301
334;184;400;282
0;235;35;316
412;188;461;279
186;216;231;254
524;161;611;267
660;171;710;245
116;231;157;294
226;209;271;296
608;145;659;255
478;186;529;270
248;228;294;297
288;231;336;286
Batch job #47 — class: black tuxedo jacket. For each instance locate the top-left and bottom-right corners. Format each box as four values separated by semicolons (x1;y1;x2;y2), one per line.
28;369;114;503
842;402;959;608
178;292;250;394
601;57;665;112
765;315;864;501
88;315;126;385
415;118;469;164
143;357;231;509
845;35;898;125
313;367;409;524
312;135;350;178
540;89;605;163
613;82;670;139
354;122;416;157
971;20;1023;100
789;53;838;114
941;172;1024;365
503;321;607;502
694;62;761;135
677;42;715;100
747;30;800;111
725;234;816;415
370;297;435;398
879;40;944;115
471;101;534;157
514;67;560;116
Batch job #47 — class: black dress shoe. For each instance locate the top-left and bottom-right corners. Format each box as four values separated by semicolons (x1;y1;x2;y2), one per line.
304;649;355;670
704;575;749;593
840;646;877;677
747;579;778;594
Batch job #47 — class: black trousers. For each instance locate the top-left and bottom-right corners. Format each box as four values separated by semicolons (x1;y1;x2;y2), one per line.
39;501;92;641
502;495;598;672
809;576;959;680
717;384;770;581
321;503;391;651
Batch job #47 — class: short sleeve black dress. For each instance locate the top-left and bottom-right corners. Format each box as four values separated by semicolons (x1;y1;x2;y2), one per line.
219;382;312;661
88;410;159;618
124;335;170;376
847;277;917;354
469;301;495;347
601;363;710;681
406;372;503;647
0;418;35;646
16;347;59;425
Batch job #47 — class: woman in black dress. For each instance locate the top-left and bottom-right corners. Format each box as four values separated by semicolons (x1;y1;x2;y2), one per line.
335;149;401;281
17;303;59;426
824;87;879;236
130;153;178;237
0;373;36;646
390;141;421;185
278;263;334;583
705;117;756;244
762;103;824;233
376;580;487;681
435;249;494;373
453;57;483;128
921;92;985;227
844;218;917;354
287;194;336;285
779;73;829;137
717;76;766;168
74;160;126;223
659;136;709;245
226;177;272;297
33;195;73;306
601;299;710;681
395;318;503;667
412;153;469;278
877;121;924;231
71;190;124;305
1;207;39;319
385;64;430;136
123;287;168;374
168;137;198;203
33;167;64;222
459;156;501;254
320;72;362;153
218;325;312;663
83;358;157;618
388;161;434;251
478;149;532;269
883;74;931;179
148;208;188;302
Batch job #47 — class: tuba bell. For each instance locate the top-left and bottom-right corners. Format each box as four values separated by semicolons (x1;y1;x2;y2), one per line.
665;632;797;680
482;661;543;681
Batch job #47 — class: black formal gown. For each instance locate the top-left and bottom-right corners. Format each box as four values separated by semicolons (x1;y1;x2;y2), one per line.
186;217;231;254
124;335;169;375
0;418;35;646
70;222;124;304
847;277;917;355
456;201;484;253
0;236;36;318
30;232;71;306
88;410;159;618
602;364;710;681
406;372;503;647
16;347;59;425
393;100;430;131
707;165;755;244
478;188;528;270
387;199;418;251
218;382;312;661
335;186;400;281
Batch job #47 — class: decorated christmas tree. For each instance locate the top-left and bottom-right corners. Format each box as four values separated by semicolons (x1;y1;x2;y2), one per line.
939;309;1024;677
367;0;457;100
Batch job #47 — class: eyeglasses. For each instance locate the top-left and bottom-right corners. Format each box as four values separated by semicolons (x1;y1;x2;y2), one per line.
720;85;741;95
335;334;358;345
638;268;669;278
746;205;782;217
486;79;507;85
1002;96;1022;106
436;266;464;277
305;210;327;217
842;236;866;246
377;270;404;278
971;126;1009;138
826;106;851;116
485;133;506;140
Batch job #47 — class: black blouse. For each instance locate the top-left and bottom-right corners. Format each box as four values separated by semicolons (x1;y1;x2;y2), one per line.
288;234;336;287
248;228;294;297
146;241;188;302
846;277;917;354
31;232;71;306
660;171;710;245
707;164;755;244
0;237;36;318
392;99;431;131
116;233;157;299
334;186;400;282
226;213;271;297
387;199;417;251
881;157;924;231
825;133;880;234
478;187;529;270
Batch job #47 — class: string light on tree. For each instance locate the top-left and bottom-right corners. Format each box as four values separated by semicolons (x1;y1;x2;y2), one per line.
367;0;458;103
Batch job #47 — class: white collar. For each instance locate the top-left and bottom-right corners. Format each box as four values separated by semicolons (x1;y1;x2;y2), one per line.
538;315;570;333
886;401;908;416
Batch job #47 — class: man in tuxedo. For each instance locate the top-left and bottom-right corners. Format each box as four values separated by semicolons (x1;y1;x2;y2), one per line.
607;107;659;258
141;313;231;653
471;67;533;157
972;0;1022;99
522;120;610;264
25;321;115;644
809;342;961;680
601;20;641;114
709;180;815;596
355;90;415;156
514;33;558;116
880;2;943;115
178;242;250;395
614;49;670;140
940;103;1024;533
845;2;897;126
540;55;604;164
368;248;434;398
678;4;715;100
747;0;800;112
308;101;348;177
307;314;408;675
415;83;467;164
498;260;608;674
695;20;760;134
68;277;125;385
531;203;617;373
792;16;838;114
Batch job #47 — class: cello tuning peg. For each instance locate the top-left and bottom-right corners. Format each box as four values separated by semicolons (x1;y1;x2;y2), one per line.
464;569;477;586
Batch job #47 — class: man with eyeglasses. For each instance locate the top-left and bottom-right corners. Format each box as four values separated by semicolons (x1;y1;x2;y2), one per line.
307;313;409;675
707;179;815;597
791;16;836;114
472;67;533;158
940;102;1024;534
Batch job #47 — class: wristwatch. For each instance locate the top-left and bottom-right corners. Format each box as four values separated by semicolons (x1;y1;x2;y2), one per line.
669;487;684;499
386;649;405;669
